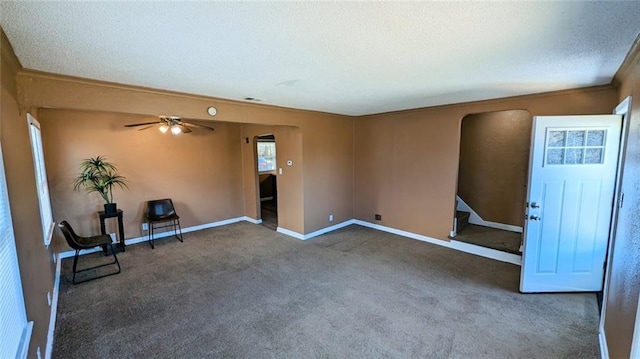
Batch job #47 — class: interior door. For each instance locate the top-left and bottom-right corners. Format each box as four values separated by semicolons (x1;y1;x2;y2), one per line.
520;115;622;293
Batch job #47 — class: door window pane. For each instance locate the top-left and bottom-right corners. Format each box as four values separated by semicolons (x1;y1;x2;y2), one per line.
587;130;605;146
567;131;585;147
548;131;566;147
545;128;607;165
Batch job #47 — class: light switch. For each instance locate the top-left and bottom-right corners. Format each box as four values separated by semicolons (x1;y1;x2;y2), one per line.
279;168;283;175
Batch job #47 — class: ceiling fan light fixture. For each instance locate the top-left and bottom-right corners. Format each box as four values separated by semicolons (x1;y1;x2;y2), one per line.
159;124;169;133
171;125;182;135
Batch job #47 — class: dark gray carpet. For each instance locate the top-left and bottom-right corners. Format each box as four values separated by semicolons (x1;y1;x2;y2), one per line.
454;224;522;254
54;222;599;358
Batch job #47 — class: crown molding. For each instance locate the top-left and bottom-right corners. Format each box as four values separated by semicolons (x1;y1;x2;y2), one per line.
612;33;640;89
1;27;22;75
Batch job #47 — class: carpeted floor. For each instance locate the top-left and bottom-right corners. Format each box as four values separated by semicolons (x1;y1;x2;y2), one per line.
54;222;599;358
454;224;522;254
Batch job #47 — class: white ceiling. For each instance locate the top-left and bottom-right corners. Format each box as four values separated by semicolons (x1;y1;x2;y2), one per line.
2;2;639;116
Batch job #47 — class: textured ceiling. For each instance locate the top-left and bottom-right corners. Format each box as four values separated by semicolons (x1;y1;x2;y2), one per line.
1;2;640;116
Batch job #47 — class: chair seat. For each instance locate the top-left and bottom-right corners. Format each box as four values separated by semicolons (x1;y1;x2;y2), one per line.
76;234;113;247
58;221;121;284
148;213;179;222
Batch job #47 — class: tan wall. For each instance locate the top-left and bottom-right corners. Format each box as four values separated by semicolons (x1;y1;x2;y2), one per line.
354;86;618;240
1;29;55;358
38;109;244;251
15;69;355;237
604;44;640;359
302;116;354;233
240;124;304;233
458;110;532;227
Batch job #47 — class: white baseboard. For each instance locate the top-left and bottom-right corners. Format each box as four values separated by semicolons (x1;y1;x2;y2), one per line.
242;216;263;224
59;216;254;258
58;216;522;267
46;254;62;359
276;226;305;240
449;240;522;266
277;220;356;241
355;219;521;266
599;329;609;359
456;196;523;233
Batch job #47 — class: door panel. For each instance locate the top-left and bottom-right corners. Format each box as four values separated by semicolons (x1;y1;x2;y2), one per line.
520;115;621;293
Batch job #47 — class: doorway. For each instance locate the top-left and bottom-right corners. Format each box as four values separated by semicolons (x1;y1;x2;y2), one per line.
256;134;278;230
452;110;532;255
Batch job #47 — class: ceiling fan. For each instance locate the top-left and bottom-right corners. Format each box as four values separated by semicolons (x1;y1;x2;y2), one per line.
124;116;215;135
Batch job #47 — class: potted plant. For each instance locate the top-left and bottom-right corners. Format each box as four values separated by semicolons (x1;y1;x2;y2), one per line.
73;155;128;214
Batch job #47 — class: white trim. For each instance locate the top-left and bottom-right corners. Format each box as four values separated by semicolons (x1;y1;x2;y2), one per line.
599;96;632;358
456;195;523;233
599;329;609;359
449;240;522;266
277;220;356;241
60;216;253;258
354;220;522;266
276;226;305;240
242;216;263;224
60;216;521;271
16;321;33;359
630;290;640;358
45;255;61;359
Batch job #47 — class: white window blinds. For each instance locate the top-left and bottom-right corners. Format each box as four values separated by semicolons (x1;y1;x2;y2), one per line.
28;114;54;245
0;145;33;358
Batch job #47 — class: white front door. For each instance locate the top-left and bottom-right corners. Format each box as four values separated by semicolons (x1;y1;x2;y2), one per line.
520;115;622;293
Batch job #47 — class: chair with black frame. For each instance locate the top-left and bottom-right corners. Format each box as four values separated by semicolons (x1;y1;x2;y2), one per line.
58;221;121;284
145;198;183;249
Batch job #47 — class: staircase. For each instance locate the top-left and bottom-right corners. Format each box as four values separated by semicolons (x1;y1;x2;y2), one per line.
455;210;471;234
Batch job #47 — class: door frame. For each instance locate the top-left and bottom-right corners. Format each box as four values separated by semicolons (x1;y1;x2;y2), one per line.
598;96;632;358
254;134;277;222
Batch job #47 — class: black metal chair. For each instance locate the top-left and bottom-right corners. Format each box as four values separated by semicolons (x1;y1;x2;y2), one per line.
58;221;121;284
145;198;183;249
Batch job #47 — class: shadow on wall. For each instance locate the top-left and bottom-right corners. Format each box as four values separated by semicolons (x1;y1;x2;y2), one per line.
457;110;533;227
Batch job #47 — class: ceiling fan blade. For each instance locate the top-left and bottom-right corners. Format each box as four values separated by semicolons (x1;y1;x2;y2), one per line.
137;125;156;131
183;121;215;131
177;124;192;133
124;121;160;128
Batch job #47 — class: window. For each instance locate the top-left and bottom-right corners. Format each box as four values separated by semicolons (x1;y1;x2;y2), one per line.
257;139;276;172
27;114;54;245
0;145;33;358
545;128;607;165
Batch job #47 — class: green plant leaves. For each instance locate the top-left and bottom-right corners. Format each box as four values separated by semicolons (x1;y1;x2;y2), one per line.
73;155;128;204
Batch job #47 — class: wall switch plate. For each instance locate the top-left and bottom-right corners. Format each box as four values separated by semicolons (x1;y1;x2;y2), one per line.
142;222;149;231
47;292;51;306
329;214;334;222
279;168;283;175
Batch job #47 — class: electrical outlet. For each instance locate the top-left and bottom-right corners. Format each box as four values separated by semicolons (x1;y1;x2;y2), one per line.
374;214;382;221
329;214;334;222
37;347;42;359
142;222;149;231
47;292;51;306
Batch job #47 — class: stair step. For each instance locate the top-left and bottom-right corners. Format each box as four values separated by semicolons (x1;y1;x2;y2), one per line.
456;211;471;234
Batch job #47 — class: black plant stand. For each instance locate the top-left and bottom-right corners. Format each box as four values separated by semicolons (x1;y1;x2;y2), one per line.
98;209;125;252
